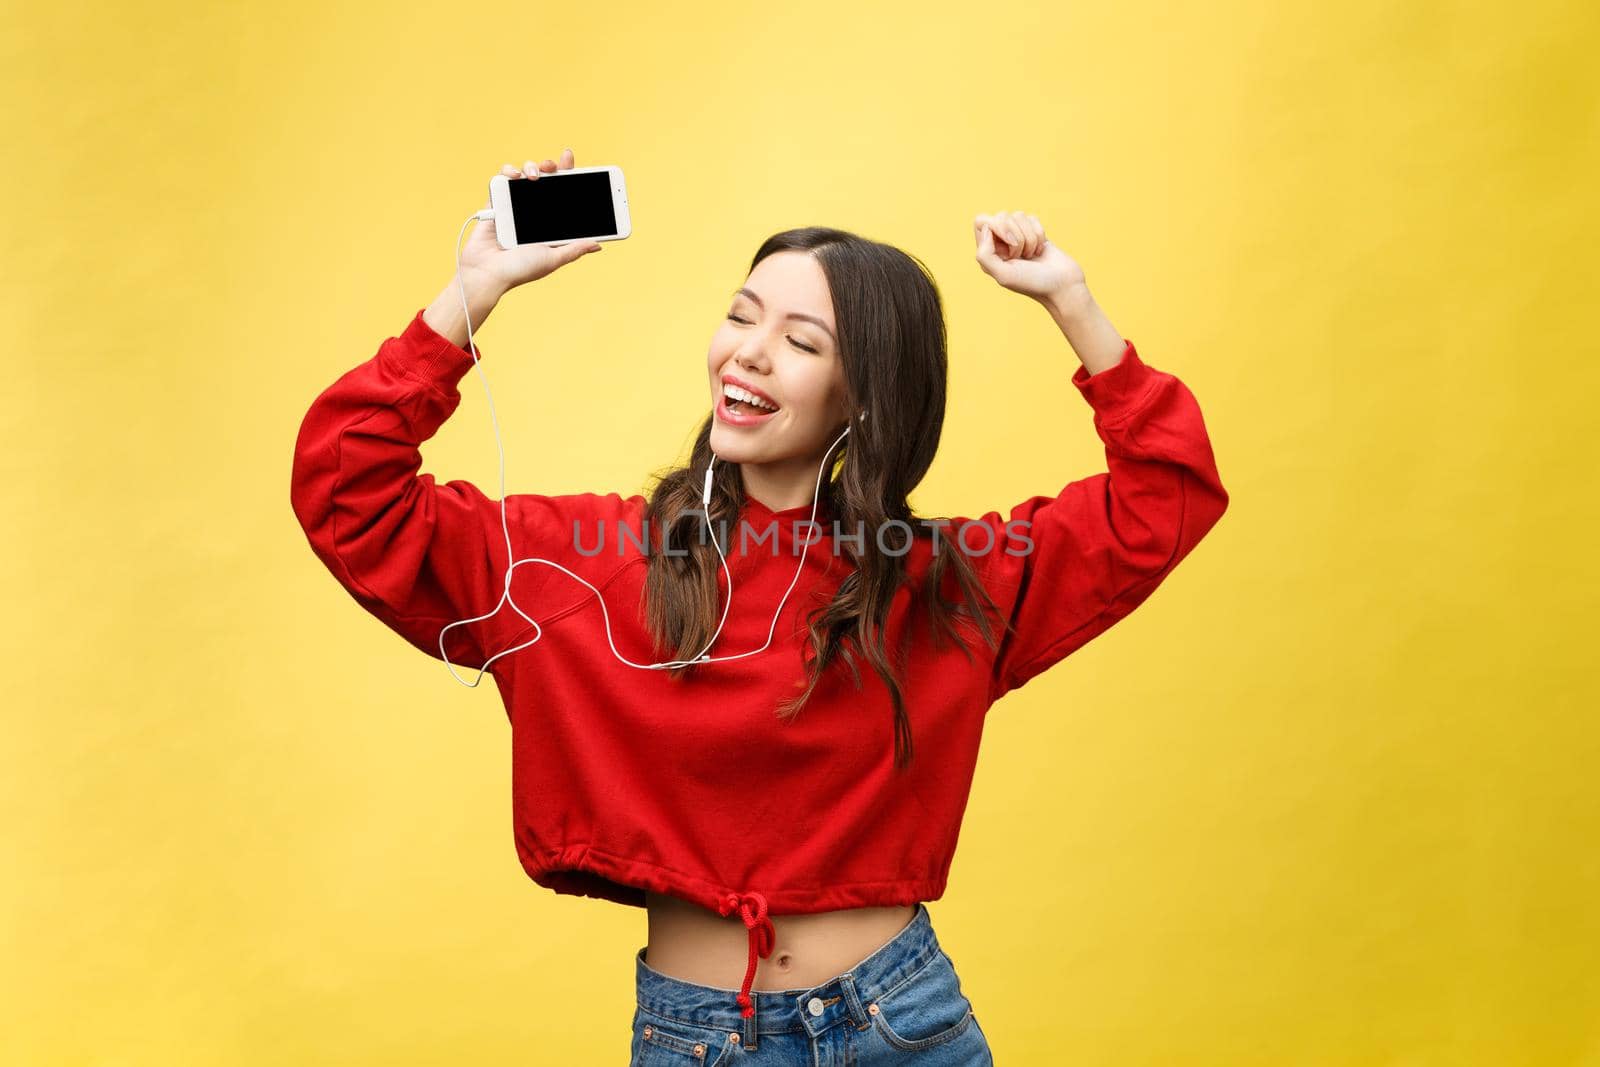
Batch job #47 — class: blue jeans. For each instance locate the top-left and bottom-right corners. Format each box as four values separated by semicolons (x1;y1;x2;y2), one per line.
630;902;993;1065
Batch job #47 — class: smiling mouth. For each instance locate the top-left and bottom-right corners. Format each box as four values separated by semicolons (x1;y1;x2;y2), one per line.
717;390;782;424
720;381;781;416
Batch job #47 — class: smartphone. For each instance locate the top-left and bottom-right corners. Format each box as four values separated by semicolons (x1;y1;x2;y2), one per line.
488;165;631;250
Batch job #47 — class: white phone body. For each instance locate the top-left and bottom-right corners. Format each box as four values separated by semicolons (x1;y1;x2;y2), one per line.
488;165;630;251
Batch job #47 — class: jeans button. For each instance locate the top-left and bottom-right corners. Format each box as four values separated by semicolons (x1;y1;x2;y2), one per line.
807;996;824;1016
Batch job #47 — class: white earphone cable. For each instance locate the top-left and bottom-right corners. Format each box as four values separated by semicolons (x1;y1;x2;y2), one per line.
435;212;853;686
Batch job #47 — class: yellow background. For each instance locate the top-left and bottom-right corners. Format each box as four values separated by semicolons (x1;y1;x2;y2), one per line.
6;0;1598;1063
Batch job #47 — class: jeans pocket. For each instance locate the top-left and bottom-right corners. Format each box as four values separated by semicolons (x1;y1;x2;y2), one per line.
634;1007;740;1067
867;949;977;1052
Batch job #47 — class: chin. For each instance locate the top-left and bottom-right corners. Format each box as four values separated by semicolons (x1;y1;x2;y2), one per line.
708;427;758;460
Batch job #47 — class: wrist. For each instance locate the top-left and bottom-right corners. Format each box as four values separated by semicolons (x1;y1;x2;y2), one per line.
460;267;508;307
1042;283;1126;376
424;272;504;352
1041;282;1095;326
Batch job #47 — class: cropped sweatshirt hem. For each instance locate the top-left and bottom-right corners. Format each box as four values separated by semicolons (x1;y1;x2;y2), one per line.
520;843;948;912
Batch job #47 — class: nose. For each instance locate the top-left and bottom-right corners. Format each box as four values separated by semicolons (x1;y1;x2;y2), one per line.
735;347;769;376
732;327;778;371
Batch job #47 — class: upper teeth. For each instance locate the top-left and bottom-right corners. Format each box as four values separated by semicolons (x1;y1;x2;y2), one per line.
724;383;777;411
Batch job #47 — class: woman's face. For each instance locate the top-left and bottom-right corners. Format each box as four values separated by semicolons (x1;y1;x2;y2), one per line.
706;251;851;472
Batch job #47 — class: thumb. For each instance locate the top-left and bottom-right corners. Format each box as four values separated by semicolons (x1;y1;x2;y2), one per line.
975;223;1004;276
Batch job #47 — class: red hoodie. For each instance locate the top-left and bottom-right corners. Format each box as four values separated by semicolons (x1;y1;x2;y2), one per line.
290;307;1229;1016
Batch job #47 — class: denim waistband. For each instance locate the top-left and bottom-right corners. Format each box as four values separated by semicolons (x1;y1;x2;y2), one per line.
634;901;940;1044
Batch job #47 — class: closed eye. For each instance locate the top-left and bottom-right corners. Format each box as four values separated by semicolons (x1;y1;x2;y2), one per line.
726;313;818;353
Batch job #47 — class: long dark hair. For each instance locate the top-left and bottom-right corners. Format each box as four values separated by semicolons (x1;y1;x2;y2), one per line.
640;226;1008;772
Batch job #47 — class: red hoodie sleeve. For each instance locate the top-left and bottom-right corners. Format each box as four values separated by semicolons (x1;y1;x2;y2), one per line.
969;338;1229;702
289;308;640;672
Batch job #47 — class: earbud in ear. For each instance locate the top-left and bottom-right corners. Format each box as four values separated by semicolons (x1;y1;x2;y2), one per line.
858;410;869;422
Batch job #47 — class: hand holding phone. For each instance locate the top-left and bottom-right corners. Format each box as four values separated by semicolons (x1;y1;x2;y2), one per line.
460;149;625;295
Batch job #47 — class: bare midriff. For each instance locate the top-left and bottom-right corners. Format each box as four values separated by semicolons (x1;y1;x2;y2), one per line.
644;891;919;991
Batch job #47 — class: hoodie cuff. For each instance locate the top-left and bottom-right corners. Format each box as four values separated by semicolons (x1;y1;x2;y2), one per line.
1071;338;1158;423
392;307;483;389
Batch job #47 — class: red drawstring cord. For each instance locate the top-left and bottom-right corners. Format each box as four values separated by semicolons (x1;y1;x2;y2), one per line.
718;890;775;1017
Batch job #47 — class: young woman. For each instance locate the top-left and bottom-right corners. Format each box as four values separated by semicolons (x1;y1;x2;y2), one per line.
291;148;1229;1065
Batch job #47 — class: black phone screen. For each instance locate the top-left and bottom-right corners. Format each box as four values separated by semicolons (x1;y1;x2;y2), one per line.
507;171;618;244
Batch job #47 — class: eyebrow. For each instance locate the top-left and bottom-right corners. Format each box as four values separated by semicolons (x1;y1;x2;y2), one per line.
732;287;837;344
